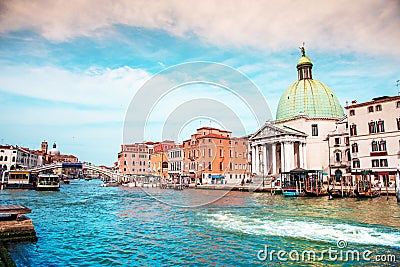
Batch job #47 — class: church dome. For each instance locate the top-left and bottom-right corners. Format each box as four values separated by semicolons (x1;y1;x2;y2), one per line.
276;48;344;121
49;143;60;156
297;56;312;66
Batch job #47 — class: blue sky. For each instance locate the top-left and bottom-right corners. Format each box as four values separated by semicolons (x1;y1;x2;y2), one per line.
0;0;399;165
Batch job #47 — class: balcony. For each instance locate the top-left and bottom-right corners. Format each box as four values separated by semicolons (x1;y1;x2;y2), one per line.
370;151;387;156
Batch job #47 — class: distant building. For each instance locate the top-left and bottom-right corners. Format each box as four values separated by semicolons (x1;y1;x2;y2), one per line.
182;127;250;184
45;142;78;163
150;140;175;179
345;96;400;188
118;143;151;176
0;145;38;170
327;116;351;182
168;145;183;180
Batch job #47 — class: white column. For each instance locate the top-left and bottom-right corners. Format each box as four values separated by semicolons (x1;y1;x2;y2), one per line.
272;143;277;174
263;144;267;175
251;146;256;174
287;142;294;171
280;142;285;172
299;142;304;169
302;143;307;169
256;145;260;174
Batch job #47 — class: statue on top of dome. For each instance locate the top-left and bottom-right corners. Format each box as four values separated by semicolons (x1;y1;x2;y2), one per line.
299;45;306;57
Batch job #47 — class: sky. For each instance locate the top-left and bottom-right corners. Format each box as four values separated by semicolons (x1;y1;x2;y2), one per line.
0;0;399;166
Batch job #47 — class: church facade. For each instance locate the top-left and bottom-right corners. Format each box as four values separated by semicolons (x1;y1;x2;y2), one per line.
250;48;344;180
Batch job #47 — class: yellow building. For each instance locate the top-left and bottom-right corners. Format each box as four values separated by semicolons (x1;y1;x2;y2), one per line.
150;151;168;179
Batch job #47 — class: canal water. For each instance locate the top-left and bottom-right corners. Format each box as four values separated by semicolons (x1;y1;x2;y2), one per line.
1;179;399;266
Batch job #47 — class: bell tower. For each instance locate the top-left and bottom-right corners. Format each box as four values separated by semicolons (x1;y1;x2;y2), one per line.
41;141;48;154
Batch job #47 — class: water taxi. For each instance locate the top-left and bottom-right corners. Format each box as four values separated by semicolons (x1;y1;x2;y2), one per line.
36;174;60;191
281;169;327;197
1;170;35;189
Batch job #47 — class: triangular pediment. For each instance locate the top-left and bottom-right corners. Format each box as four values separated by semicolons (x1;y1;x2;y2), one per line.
250;122;288;140
250;121;307;140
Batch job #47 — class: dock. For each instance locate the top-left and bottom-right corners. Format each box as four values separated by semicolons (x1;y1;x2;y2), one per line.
0;204;37;243
0;205;37;266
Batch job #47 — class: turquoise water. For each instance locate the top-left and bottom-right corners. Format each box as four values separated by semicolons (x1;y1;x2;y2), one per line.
1;179;399;266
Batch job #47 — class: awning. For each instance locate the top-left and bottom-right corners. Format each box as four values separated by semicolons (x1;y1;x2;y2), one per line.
322;172;328;175
212;175;224;179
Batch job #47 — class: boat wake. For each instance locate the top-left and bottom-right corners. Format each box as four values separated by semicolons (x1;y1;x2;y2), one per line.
204;212;400;248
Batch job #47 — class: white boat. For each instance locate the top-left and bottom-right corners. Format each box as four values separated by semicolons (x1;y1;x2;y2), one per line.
36;174;60;191
100;180;119;187
127;182;136;188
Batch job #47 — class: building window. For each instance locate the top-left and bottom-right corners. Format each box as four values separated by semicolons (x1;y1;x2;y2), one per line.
208;149;212;157
379;140;387;151
377;120;385;132
208;162;212;171
371;141;378;152
4;156;7;161
368;106;374;112
368;121;377;134
229;150;232;158
344;137;349;145
311;124;318;136
351;143;358;153
349;110;355;116
380;159;388;167
345;149;351;161
350;124;357;136
375;104;382;111
353;159;360;168
230;162;232;170
220;149;223;157
334;138;340;145
219;162;223;171
397;118;400;130
334;150;341;162
371;159;379;167
397;101;400;108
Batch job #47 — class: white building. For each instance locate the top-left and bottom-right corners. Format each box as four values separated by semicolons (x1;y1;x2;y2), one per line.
0;145;38;170
168;145;183;179
327;116;351;182
345;96;400;188
250;48;344;180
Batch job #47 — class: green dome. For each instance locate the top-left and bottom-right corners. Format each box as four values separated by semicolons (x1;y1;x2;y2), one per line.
276;79;344;120
297;56;312;66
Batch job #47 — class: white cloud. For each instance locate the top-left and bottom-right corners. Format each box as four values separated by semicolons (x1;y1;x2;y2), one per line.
0;0;399;56
0;65;150;108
